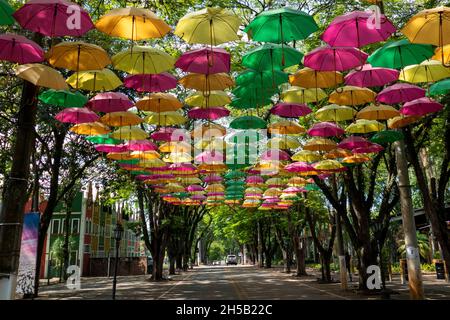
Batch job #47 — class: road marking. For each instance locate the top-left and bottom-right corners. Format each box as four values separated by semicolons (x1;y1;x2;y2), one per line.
297;282;351;300
156;272;194;300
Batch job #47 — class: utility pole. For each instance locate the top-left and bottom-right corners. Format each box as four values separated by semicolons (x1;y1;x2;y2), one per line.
334;209;348;290
394;140;424;300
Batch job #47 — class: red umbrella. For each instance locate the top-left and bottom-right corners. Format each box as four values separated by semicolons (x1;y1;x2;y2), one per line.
352;143;384;154
307;122;344;137
321;11;396;48
204;174;223;183
13;0;94;37
188;107;230;120
55;107;99;124
304;46;368;71
400;97;443;117
344;64;399;87
123;72;177;92
175;47;230;74
338;136;371;150
0;33;44;63
260;149;291;161
270;103;312;118
285;162;315;173
95;144;127;153
87;92;133;113
125;140;158;151
150;127;189;142
376;83;426;104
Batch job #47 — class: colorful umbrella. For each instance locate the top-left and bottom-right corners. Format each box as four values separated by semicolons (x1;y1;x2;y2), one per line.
95;144;127;154
345;119;385;134
15;63;68;90
188;107;230;120
432;44;450;65
387;115;421;129
352;143;384;154
242;43;303;71
126;140;158;152
315;104;356;122
87;92;133;113
86;134;121;145
429;78;450;96
342;154;371;165
399;59;450;83
289;67;343;88
151;127;187;142
100;111;143;127
110;127;148;140
144;111;187;126
313;160;345;172
96;7;170;41
123;72;177;92
159;141;192;153
356;104;400;120
307;122;344;137
303;138;337;152
66;69;122;91
179;73;234;91
285;162;315;173
136;93;182;112
39;89;87;107
267;136;301;149
236;69;288;88
344;64;399;87
175;47;230;74
376;83;426;104
230;116;267;129
270;103;312;118
260;150;291;161
370;130;404;144
324;148;352;159
292;150;323;162
0;0;14;25
329;86;376;106
55;107;99;124
304;46;368;71
268;120;306;135
186;91;230;108
282;87;327;103
0;33;44;64
338;136;371;150
230;97;273;110
112;46;175;74
400;97;443;116
13;0;94;37
70;122;111;136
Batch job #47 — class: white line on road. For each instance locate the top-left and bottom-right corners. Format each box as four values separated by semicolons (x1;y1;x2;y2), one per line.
156;273;194;300
297;282;351;300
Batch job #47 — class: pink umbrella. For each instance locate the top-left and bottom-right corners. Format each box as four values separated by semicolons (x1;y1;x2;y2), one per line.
186;185;204;192
13;0;94;37
283;187;305;194
307;122;344;137
136;175;152;181
352;143;384;154
55;107;99;124
204;174;223;183
123;72;177;92
87;92;133;113
207;192;225;197
304;46;368;71
95;144;127;153
321;11;396;48
263;197;280;203
0;33;44;63
344;64;399;87
338;136;371;150
125;140;158;151
151;127;189;142
270;103;312;118
260;149;291;161
169;163;197;172
188;107;230;120
195;150;224;163
400;97;443;117
246;176;264;184
175;47;230;74
191;194;207;201
285;162;315;173
376;83;426;104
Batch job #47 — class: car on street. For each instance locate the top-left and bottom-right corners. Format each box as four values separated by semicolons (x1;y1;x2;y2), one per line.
226;255;237;265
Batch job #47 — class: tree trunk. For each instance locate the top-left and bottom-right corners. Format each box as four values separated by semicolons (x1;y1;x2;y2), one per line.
257;221;264;268
322;252;333;283
294;235;307;276
169;257;176;275
176;254;183;270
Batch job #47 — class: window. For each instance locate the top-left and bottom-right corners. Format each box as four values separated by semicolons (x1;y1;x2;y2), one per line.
61;219;65;234
72;219;80;234
52;219;60;234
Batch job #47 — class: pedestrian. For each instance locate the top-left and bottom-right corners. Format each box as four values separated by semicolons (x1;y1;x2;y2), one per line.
345;252;352;282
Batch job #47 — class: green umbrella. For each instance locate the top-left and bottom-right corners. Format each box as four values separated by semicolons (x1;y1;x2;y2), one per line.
226;186;246;192
244;7;318;43
0;0;15;26
243;43;303;71
370;130;403;144
229;97;273;110
39;89;88;108
130;170;152;175
429;78;450;96
86;134;122;145
117;159;140;165
230;116;267;129
173;192;190;199
232;86;277;100
224;170;247;180
304;184;319;191
236;69;289;88
225;180;246;186
367;39;435;70
226;195;243;200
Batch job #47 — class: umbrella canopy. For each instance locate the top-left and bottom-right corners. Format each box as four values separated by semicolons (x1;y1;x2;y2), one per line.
70;122;110;136
186;91;230;108
285;162;316;173
342;154;371;165
66;69;122;91
229;97;273;110
112;46;175;74
123;72;177;92
0;33;44;64
242;43;303;70
236;69;288;88
175;47;230;74
400;97;443;116
39;89;87;107
188;107;230;120
268;120;306;135
388;115;421;129
144;111;187;126
232;86;276;100
136;93;182;112
174;7;241;45
100;111;143;127
367;39;435;69
346;119;385;134
151;127;188;142
86;134;121;145
270;103;312;118
338;136;371;150
195;150;224;164
329;86;376;106
282;87;327;103
179;73;234;91
399;60;450;83
370;130;404;144
260;149;291;161
304;46;368;71
15;63;68;90
344;64;399;87
315;104;356;122
244;7;318;43
324;148;352;159
87;92;133;113
429;78;450;96
352;143;384;154
289;67;343;88
304;138;337;152
307;122;344;137
356;104;400;120
126;140;158;152
230;116;267;129
265;136;300;150
432;44;450;65
46;42;110;71
0;0;14;26
95;144;127;153
292;150;323;162
159;141;191;153
321;11;396;47
55;107;99;124
95;7;170;41
13;0;94;37
313;160;345;172
110;127;148;140
376;83;426;104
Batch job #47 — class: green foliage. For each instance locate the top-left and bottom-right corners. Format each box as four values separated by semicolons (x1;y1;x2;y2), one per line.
397;232;431;260
49;236;78;270
208;241;226;261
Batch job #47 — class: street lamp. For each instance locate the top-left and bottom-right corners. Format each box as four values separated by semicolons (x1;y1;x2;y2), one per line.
112;222;123;300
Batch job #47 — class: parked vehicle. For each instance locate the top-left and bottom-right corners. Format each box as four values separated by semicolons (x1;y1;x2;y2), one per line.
226;255;238;265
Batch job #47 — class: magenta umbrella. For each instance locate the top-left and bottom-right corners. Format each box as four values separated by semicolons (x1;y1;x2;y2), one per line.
151;127;189;142
338;136;371;150
400;97;443;117
87;92;133;113
307;122;344;137
175;47;230;74
321;11;396;48
376;83;426;104
283;187;305;194
188;107;230;120
191;194;207;201
204;174;223;183
352;143;384;154
195;150;224;163
169;163;197;172
260;149;291;161
186;185;204;192
285;162;315;173
55;107;99;124
0;33;44;63
136;175;152;181
270;103;312;118
125;140;158;151
13;0;94;37
345;64;399;87
123;72;177;92
95;144;127;153
246;176;264;184
207;192;225;197
304;46;368;71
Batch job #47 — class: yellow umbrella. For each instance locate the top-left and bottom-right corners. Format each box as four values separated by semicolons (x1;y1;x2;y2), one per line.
144;111;187;126
179;73;234;91
346;119;385;134
267;136;301;149
315;104;357;122
324;148;352;160
15;64;68;90
180;177;203;184
136;93;182;112
282;86;327;104
130;151;161;160
245;187;263;194
195;138;226;150
287;177;308;187
159;141;192;153
107;152;134;161
342;154;371;164
174;7;241;45
266;178;285;186
166;183;185;193
205;183;225;192
387;115;421;129
66;69;122;91
70;122;110;135
292;150;323;162
96;7;171;41
329;86;376;106
100;111;143;127
46;42;110;71
192;123;227;139
163;152;193;163
303;138;337;152
264;188;282;197
432;44;450;65
268;120;306;135
289;67;343;88
356;104;399;121
112;46;175;75
399;59;450;83
185;90;231;108
139;158;166;168
110;126;148;140
198;163;227;172
314;160;344;171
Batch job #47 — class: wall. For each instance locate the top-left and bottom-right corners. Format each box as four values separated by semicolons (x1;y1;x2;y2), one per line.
88;257;147;277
